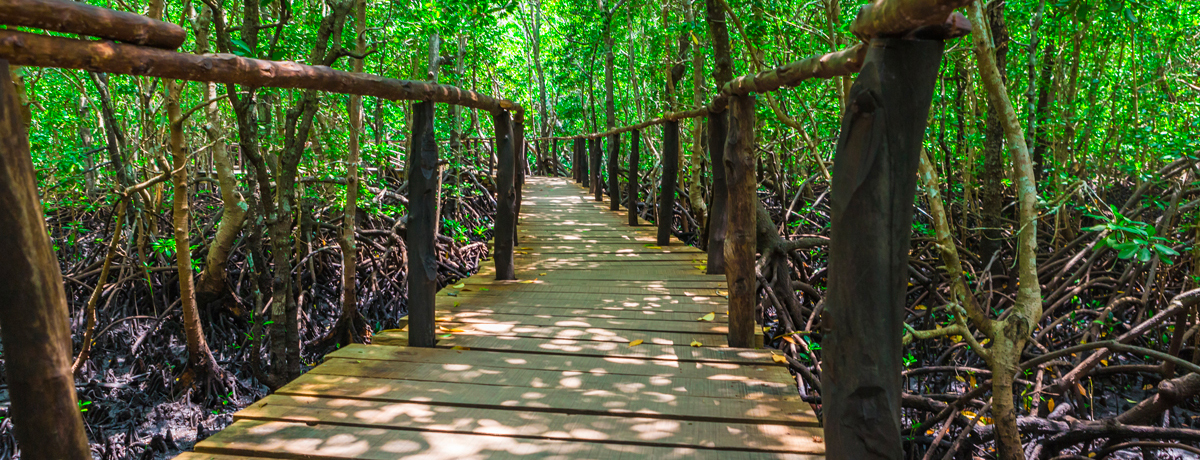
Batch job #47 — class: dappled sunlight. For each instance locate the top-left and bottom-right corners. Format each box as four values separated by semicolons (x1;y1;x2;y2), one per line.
194;178;821;459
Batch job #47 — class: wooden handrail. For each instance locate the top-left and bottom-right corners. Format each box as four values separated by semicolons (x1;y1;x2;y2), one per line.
0;0;186;49
0;30;524;114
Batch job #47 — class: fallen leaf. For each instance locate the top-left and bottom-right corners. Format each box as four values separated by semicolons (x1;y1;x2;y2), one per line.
1047;399;1056;412
698;312;716;322
519;247;533;250
782;336;797;344
453;302;460;307
379;328;405;333
521;280;535;284
451;346;470;350
1143;384;1155;390
690;340;703;347
812;436;824;443
539;273;547;276
448;328;465;333
914;305;927;311
1100;359;1108;366
771;354;787;364
628;339;644;347
452;283;465;288
480;288;489;291
969;375;977;388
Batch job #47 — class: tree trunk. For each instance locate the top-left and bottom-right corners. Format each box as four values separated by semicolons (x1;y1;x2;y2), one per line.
328;0;370;347
704;0;733;275
0;57;92;460
193;4;247;311
977;0;1008;268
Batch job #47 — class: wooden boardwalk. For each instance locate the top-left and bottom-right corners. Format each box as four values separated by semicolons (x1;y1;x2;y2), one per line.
176;177;824;460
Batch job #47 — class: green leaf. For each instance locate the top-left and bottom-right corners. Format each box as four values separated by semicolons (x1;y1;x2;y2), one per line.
1136;247;1152;262
1117;247;1137;259
1153;244;1178;256
231;39;255;58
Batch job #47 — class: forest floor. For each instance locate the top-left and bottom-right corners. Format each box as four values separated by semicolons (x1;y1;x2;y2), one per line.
0;178;498;459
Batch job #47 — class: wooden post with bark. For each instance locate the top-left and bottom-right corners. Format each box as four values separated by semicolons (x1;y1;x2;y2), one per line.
574;138;585;183
724;95;756;348
492;110;517;281
0;58;92;459
821;38;945;459
590;137;602;201
658;121;679;246
628;130;640;226
607;134;620;211
514;111;525;232
406;101;440;347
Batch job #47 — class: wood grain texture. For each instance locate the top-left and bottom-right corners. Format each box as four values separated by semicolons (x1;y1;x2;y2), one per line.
177;177;820;459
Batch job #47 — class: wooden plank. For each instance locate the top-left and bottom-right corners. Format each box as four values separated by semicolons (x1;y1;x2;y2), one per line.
442;284;724;296
436;311;731;332
369;332;775;365
310;358;796;400
274;372;818;426
173;454;277;460
393;323;731;346
435;307;730;323
196;420;822;459
325;345;788;379
235;395;824;454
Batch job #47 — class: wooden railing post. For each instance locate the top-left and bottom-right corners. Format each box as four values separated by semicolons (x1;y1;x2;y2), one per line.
492;110;517;280
607;133;620;211
822;38;944;459
0;58;92;459
513;111;525;232
657;121;679;246
581;139;591;188
551;138;559;176
627;130;640;226
705;111;728;274
725;94;756;348
574;138;584;183
590;138;602;202
406;100;439;346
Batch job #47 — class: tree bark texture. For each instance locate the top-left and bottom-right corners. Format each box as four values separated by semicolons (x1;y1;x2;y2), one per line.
607;134;621;211
659;121;680;246
723;95;756;348
0;30;524;114
705;111;728;274
514;112;526;232
628;130;640;226
492;110;517;281
407;101;440;347
0;0;185;49
0;58;92;460
821;38;944;460
574;138;585;183
590;137;602;201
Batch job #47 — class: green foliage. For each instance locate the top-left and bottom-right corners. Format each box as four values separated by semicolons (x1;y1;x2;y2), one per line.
1087;206;1180;264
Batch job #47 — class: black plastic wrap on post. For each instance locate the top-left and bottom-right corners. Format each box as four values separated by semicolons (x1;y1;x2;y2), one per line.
658;121;679;246
821;38;945;460
607;134;621;211
491;110;517;281
628;130;640;226
406;101;440;347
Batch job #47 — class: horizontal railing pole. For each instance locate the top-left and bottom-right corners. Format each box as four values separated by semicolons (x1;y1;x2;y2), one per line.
0;0;186;49
0;30;524;114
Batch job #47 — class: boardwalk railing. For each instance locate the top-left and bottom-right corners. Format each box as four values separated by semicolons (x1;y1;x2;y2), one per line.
0;1;528;456
551;1;973;456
